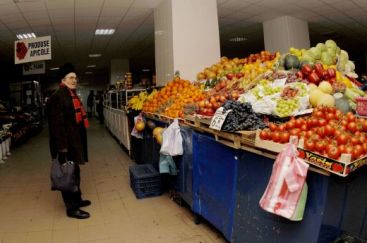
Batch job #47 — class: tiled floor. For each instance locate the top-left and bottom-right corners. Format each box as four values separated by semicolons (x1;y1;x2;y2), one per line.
0;120;226;243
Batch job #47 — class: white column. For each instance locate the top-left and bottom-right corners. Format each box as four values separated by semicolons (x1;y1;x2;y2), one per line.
154;0;221;86
110;59;129;85
263;16;310;54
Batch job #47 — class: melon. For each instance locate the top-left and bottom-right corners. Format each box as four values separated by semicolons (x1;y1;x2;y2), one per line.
309;89;323;107
318;81;333;94
317;94;335;107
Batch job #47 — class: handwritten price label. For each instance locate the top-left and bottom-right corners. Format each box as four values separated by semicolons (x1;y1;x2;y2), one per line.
209;107;232;131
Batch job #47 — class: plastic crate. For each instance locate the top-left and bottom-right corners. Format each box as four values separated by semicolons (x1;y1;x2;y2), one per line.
129;164;162;199
356;97;367;116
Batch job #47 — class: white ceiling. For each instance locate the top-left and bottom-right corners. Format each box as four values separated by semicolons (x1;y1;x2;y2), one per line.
0;0;366;80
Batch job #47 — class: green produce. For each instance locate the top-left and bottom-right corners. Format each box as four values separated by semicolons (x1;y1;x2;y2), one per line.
275;98;299;117
334;93;350;113
284;54;300;70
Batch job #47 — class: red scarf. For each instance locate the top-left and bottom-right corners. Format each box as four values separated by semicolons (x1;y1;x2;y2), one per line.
60;83;89;128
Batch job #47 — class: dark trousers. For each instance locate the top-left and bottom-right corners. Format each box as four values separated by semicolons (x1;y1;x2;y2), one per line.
61;163;82;212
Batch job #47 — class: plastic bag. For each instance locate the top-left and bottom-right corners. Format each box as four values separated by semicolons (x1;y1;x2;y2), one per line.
160;119;183;156
50;159;78;192
131;114;144;139
259;141;309;220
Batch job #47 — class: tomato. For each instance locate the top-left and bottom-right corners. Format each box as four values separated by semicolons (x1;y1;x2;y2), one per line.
318;119;327;127
347;122;357;133
259;130;270;140
269;123;277;132
362;120;367;132
352;145;364;160
356;122;364;132
278;124;286;132
332;163;344;173
328;120;338;126
337;134;349;145
286;120;296;130
350;137;361;145
341;119;348;127
290;128;301;138
295;118;305;128
324;125;335;137
304;139;315;151
334;130;342;137
315;140;326;153
299;124;308;131
327;145;341;160
272;132;281;142
338;144;347;154
314;111;324;119
346;112;356;122
280;132;290;144
345;146;353;155
325;113;335;121
317;127;326;138
335;110;343;120
362;143;367;153
305;130;313;139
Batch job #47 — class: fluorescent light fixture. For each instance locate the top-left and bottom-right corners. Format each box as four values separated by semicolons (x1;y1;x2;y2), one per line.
88;53;102;58
87;65;96;68
229;36;247;42
16;32;36;40
49;67;60;71
95;29;115;35
85;71;93;74
142;69;150;72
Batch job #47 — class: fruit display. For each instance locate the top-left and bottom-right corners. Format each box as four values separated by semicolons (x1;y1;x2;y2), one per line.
127;90;157;110
125;72;133;89
240;80;308;118
153;127;164;144
221;101;266;132
259;107;367;161
142;76;206;118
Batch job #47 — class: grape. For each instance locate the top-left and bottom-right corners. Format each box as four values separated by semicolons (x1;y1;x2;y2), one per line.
275;98;300;117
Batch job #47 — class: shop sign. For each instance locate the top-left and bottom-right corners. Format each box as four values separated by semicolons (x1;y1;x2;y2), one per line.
15;36;51;64
22;61;45;75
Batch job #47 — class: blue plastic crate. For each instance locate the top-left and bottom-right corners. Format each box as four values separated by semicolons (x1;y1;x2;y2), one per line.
129;164;162;199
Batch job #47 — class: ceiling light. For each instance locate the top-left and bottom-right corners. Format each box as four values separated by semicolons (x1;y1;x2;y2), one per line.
88;53;102;58
50;67;60;71
85;71;93;74
142;69;150;72
16;32;36;40
87;65;96;68
95;29;115;35
229;36;247;42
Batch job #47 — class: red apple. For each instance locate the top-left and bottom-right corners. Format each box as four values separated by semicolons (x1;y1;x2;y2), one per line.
236;73;244;78
226;73;234;80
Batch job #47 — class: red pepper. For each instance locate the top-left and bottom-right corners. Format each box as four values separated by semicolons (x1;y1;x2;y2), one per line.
301;64;312;76
322;70;329;80
296;71;304;79
327;68;336;78
308;72;320;85
348;77;363;87
314;63;324;78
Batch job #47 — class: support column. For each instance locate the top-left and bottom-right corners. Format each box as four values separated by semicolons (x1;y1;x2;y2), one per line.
154;0;221;86
110;59;129;85
263;16;310;54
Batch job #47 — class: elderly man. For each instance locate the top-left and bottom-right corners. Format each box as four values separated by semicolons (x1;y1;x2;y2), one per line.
47;63;91;219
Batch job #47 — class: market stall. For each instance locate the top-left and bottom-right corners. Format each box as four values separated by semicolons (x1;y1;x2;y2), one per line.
124;39;367;242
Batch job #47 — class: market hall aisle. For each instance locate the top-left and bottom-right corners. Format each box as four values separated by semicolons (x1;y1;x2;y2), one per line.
0;120;225;243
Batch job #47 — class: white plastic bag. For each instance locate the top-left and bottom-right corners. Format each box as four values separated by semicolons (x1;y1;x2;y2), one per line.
160;119;183;156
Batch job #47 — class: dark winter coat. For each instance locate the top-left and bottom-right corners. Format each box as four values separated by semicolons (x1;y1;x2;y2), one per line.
47;86;88;164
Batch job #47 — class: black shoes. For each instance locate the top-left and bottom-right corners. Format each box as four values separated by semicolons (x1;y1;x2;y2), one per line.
67;209;90;219
79;200;91;207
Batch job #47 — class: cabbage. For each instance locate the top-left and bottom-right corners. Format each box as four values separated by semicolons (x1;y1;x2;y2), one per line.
316;43;326;51
340;50;349;60
345;61;355;72
325;39;337;49
300;53;315;63
326;46;337;58
321;52;333;65
309;47;321;60
336;46;341;55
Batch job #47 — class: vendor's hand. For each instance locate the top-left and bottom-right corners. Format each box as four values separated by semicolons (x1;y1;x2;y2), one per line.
58;152;67;164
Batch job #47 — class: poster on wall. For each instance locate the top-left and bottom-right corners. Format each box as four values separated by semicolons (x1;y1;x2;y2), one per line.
14;36;51;64
22;61;45;75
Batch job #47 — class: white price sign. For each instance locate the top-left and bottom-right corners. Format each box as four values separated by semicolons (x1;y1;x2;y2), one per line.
209;107;232;131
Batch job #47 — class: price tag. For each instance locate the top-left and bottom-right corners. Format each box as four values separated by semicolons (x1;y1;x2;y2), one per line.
272;78;287;87
209;107;232;131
